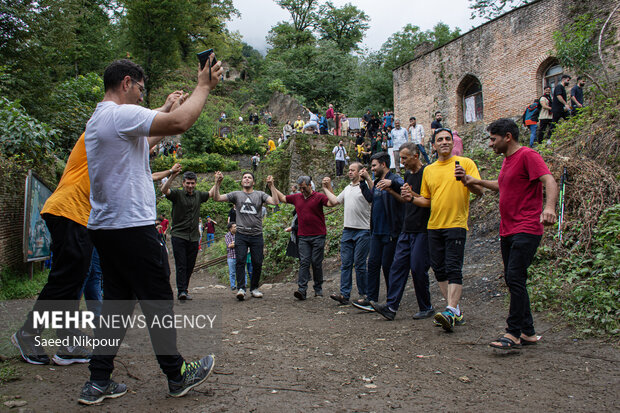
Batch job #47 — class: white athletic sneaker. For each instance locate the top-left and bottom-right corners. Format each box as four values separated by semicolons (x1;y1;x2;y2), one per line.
236;289;246;301
251;290;263;298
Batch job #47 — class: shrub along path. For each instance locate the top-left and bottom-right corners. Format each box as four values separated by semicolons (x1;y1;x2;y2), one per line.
1;230;618;412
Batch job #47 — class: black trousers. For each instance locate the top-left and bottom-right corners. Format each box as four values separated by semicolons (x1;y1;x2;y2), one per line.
501;233;541;338
335;160;345;176
22;214;93;337
171;236;199;295
428;228;466;285
234;233;263;291
88;225;183;382
297;235;326;294
536;119;552;143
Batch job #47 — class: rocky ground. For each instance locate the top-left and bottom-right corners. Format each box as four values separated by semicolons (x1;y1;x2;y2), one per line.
1;232;619;412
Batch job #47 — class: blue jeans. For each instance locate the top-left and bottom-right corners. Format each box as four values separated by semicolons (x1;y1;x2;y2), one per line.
227;258;250;289
417;144;431;163
339;229;370;299
81;248;103;319
528;124;538;147
206;233;215;247
366;234;397;302
386;233;431;312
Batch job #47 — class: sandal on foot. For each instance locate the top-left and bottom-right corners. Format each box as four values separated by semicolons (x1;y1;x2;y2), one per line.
489;336;521;350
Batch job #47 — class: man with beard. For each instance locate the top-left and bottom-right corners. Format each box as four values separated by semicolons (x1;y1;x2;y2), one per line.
536;86;553;144
350;152;404;311
161;171;212;300
371;143;433;320
212;171;278;300
462;119;557;349
407;128;483;332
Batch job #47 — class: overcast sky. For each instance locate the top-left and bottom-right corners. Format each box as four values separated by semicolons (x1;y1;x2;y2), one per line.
226;0;486;54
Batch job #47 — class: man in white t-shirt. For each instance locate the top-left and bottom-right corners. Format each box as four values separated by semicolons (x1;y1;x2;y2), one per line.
332;140;348;176
323;163;373;307
79;58;223;406
390;119;409;173
408;116;430;163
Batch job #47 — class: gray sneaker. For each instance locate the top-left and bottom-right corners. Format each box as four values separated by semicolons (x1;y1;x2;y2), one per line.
168;355;215;397
11;330;50;365
78;380;127;405
53;344;92;365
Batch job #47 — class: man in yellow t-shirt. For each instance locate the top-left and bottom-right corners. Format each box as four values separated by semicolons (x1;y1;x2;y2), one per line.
405;128;483;332
12;134;95;366
294;116;305;133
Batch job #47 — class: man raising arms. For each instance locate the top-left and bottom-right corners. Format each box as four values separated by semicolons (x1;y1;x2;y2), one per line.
81;57;223;405
463;119;557;349
406;128;483;332
212;171;278;300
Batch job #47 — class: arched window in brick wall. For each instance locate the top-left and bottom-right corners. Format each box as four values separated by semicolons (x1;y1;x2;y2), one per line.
536;57;564;95
457;75;483;124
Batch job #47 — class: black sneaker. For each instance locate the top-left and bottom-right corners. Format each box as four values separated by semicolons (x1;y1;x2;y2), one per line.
370;302;396;321
294;290;306;300
314;291;323;297
11;330;50;365
351;298;375;312
168;355;215;398
329;293;349;305
78;380;127;405
412;309;435;320
178;292;188;301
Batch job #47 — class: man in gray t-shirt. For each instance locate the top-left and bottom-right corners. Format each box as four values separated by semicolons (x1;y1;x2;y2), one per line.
213;171;278;300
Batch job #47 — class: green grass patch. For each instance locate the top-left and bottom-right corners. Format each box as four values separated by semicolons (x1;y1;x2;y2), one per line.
529;204;620;337
0;362;19;384
0;268;49;300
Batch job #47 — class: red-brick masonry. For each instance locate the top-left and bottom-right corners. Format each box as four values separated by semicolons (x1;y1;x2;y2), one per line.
0;158;29;271
393;0;620;130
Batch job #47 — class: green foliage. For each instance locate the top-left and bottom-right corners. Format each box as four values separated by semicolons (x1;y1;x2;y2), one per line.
0;361;19;384
553;14;601;85
315;2;370;53
181;104;269;156
45;73;104;158
151;153;238;174
0;268;50;300
529;204;620;337
0;98;57;162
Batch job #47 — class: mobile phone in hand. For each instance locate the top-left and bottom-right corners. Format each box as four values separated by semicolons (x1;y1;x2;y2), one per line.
455;160;461;181
197;49;216;70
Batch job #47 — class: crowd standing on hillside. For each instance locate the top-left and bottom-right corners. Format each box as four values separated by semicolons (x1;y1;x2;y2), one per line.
11;52;564;408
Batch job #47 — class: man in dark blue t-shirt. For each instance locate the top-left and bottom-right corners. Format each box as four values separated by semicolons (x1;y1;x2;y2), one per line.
371;143;433;321
350;152;405;312
570;76;585;115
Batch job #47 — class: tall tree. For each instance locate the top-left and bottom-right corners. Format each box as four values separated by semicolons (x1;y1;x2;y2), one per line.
276;0;318;32
315;2;369;52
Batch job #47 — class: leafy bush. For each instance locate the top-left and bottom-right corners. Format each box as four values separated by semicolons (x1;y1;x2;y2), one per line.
0;97;57;162
45;72;104;158
151;153;238;174
529;204;620;337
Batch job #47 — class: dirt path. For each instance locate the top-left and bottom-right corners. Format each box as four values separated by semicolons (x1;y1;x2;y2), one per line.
1;236;619;412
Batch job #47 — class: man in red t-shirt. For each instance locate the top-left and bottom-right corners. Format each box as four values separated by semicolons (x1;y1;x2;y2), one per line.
464;118;558;350
273;176;338;299
159;214;169;241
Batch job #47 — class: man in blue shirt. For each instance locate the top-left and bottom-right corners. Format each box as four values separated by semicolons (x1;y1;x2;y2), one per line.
350;152;405;311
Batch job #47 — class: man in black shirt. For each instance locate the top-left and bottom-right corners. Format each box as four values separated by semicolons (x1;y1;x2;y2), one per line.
552;75;571;123
371;143;433;320
430;111;443;135
367;114;381;138
571;76;585;115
